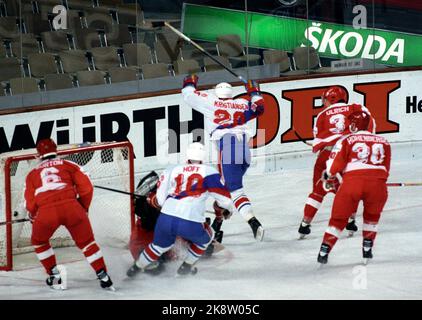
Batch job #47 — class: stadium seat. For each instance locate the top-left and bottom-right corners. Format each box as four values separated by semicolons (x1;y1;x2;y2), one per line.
173;59;202;75
90;46;121;70
106;24;133;47
76;70;106;86
0;16;19;39
141;63;170;79
9;77;39;95
11;34;40;59
0;57;23;82
203;56;231;72
24;13;51;35
59;50;90;73
263;49;292;73
291;46;331;73
216;34;261;67
0;42;7;58
41;30;71;52
123;43;153;67
28;52;58;77
154;32;183;64
44;73;74;90
73;27;102;50
108;67;138;83
85;11;114;32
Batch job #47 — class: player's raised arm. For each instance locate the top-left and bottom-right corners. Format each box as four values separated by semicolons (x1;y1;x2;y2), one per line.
181;74;215;119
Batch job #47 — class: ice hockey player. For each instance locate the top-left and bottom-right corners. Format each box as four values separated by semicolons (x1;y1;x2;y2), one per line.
181;74;265;241
24;138;114;290
298;86;376;239
317;111;391;264
128;171;228;270
126;142;233;277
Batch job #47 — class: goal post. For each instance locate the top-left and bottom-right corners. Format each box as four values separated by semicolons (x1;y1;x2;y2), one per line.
0;141;135;271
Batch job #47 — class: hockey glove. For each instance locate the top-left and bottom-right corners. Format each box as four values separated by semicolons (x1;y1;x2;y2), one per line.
182;74;199;89
213;201;232;221
28;212;37;224
321;170;340;193
245;79;260;97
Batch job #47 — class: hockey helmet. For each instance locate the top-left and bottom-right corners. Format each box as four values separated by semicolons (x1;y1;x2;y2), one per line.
321;86;348;106
215;82;233;99
186;142;206;162
348;111;370;132
36;138;57;158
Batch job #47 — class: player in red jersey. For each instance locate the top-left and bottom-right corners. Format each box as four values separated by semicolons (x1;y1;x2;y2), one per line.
298;86;376;238
317;111;391;264
24;138;114;290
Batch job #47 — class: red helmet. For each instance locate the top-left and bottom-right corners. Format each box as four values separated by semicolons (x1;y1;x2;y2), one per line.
348;111;370;132
36;138;57;158
322;86;348;105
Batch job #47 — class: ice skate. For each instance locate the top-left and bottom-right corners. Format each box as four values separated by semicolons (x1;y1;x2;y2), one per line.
46;266;65;290
298;220;311;239
204;230;224;258
248;217;264;241
177;262;198;276
346;218;358;237
317;243;331;264
97;269;115;291
362;239;373;265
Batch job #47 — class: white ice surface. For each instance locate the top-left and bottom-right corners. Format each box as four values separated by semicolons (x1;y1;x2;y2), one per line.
1;141;421;300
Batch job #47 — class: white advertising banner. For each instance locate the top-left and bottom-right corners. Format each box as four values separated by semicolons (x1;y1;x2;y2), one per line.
1;69;421;174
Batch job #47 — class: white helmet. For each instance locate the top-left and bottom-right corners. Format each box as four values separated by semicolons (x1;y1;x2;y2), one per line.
186;142;206;162
214;82;233;99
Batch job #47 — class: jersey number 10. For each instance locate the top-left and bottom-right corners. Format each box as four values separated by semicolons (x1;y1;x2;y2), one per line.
174;173;204;196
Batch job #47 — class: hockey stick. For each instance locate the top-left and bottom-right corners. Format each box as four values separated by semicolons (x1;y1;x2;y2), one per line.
151;21;248;84
387;182;422;187
94;185;142;198
292;127;313;147
0;218;30;226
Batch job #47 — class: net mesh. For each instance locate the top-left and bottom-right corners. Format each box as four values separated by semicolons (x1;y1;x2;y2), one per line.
0;142;133;269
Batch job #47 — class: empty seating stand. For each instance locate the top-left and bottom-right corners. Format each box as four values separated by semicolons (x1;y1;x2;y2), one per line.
141;63;170;79
216;34;261;68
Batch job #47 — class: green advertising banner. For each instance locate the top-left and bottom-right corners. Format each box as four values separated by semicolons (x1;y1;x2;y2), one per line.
182;4;422;67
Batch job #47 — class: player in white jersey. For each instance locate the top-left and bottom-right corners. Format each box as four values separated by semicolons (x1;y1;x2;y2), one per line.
181;74;265;241
126;143;233;276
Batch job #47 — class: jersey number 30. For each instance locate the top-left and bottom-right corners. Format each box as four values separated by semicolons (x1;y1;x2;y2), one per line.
352;143;385;164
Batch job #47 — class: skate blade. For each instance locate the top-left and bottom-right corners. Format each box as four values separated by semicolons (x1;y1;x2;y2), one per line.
102;285;116;292
50;284;67;290
255;227;265;242
298;234;307;240
347;231;355;237
363;258;371;265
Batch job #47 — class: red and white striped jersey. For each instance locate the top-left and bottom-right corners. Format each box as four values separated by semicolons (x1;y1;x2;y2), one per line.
24;158;93;215
156;163;232;222
312;103;376;153
326;130;391;179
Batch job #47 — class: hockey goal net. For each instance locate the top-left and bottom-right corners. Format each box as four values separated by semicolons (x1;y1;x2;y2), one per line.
0;141;135;271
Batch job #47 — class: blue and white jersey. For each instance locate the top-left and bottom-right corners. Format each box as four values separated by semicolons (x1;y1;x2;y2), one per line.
181;86;264;141
156;163;232;222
